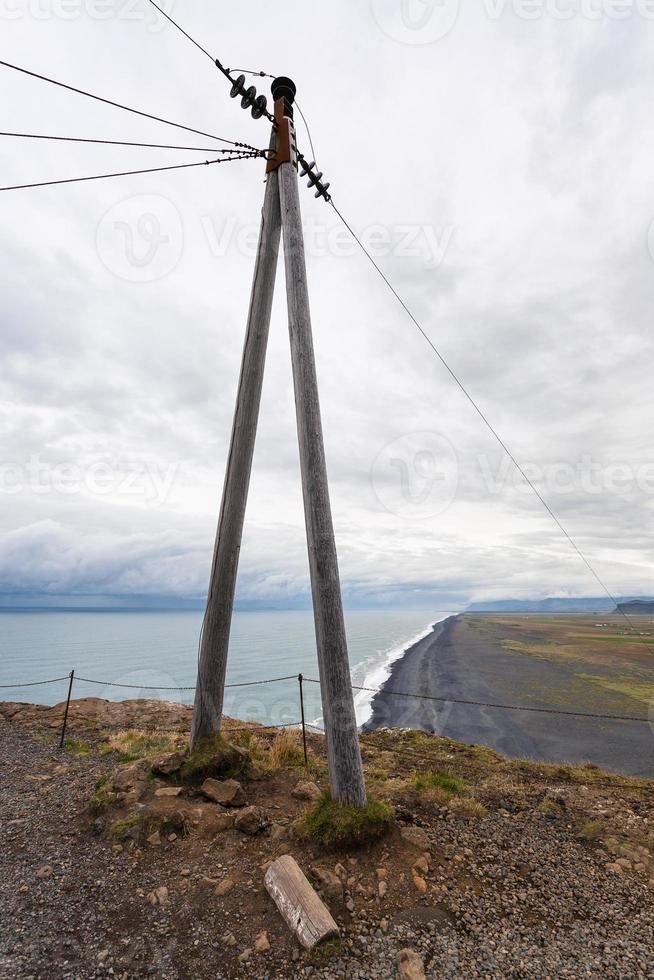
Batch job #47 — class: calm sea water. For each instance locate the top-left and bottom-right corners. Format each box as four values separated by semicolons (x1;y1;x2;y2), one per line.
0;609;453;729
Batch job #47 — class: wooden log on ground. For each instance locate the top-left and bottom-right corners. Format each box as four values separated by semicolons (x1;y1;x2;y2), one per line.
264;855;339;949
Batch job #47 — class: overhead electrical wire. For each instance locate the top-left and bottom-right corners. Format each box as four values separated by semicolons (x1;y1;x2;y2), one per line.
0;59;258;151
143;0;214;61
125;6;644;637
328;197;642;635
142;0;275;123
141;1;322;177
0;132;246;153
2;24;643;634
0;152;259;193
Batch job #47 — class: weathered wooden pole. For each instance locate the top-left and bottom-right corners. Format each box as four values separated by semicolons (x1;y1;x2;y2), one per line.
190;167;282;747
275;78;367;807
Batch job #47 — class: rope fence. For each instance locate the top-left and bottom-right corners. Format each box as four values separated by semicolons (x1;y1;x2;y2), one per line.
340;681;651;725
0;675;72;688
1;669;652;772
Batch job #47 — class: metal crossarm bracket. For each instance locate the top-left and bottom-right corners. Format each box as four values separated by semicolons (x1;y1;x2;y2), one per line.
266;95;297;173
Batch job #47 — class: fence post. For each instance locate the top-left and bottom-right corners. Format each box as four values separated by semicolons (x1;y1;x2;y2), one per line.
59;670;75;750
297;673;309;771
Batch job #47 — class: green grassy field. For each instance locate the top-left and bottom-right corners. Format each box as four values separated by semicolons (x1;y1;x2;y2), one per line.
465;614;654;716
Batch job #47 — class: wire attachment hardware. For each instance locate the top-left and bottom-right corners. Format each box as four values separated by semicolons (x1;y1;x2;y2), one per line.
219;60;274;122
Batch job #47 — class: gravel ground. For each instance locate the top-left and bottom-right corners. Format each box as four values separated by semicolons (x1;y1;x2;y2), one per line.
2;717;654;979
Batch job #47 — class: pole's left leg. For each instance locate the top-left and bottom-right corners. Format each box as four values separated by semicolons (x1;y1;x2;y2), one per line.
191;169;282;748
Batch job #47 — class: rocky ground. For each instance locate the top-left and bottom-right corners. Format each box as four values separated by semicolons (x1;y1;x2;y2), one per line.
1;698;654;979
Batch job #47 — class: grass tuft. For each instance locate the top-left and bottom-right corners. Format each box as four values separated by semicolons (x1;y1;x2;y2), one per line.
107;812;145;840
448;797;487;819
88;774;116;815
577;819;605;841
307;938;343;965
99;730;185;764
267;729;306;771
297;793;395;850
537;797;562;818
412;770;467;796
180;733;248;784
65;738;93;757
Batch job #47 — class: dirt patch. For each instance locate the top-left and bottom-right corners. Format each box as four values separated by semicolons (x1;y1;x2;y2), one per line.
1;699;654;978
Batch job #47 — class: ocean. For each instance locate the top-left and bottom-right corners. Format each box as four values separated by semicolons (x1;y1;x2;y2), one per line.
0;608;454;729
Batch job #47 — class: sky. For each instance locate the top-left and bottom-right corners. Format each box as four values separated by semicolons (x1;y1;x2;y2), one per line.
1;0;653;610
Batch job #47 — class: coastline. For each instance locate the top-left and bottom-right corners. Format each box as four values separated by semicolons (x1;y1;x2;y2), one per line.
362;615;460;734
363;613;654;777
351;614;453;728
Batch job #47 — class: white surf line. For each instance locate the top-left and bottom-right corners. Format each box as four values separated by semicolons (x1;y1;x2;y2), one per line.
308;613;460;732
352;613;458;728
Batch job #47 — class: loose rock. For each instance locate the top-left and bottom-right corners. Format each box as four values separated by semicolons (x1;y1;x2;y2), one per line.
214;879;235;897
397;948;426;980
291;780;321;801
200;778;247;807
234;806;269;835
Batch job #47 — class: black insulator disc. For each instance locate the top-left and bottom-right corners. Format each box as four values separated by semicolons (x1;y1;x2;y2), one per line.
230;74;246;98
251;94;268;119
241;85;256;109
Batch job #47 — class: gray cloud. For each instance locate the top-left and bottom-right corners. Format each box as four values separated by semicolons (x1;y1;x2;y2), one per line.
1;2;652;608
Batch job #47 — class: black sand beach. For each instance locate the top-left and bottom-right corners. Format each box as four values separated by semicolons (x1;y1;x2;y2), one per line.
364;615;654;777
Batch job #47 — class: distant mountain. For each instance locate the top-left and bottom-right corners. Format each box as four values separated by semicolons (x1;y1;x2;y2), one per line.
616;600;654;615
468;597;624;613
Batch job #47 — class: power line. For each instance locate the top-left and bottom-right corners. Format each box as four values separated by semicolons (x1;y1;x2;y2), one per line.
144;0;214;61
295;100;320;172
328;198;643;637
132;11;637;647
141;0;271;81
138;4;318;169
0;59;258;152
0;152;258;193
142;0;275;124
141;0;275;85
0;132;247;153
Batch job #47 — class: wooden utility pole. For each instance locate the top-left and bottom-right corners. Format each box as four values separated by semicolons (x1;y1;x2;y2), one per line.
191;76;367;808
191;169;281;746
276;82;366;806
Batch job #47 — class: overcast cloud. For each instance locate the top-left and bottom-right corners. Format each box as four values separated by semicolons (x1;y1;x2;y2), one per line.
1;0;653;608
